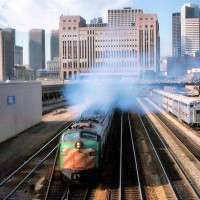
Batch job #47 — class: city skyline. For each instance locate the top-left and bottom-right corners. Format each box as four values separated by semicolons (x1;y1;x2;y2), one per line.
0;0;199;65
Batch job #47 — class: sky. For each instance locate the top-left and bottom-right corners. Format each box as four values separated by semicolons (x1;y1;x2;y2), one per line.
0;0;199;65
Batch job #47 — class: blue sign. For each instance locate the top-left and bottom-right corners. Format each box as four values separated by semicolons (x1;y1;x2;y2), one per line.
7;96;15;105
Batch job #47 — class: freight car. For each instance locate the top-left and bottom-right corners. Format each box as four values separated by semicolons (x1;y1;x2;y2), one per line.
59;106;114;183
151;89;200;126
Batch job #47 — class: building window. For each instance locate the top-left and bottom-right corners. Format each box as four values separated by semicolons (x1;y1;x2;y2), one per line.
63;71;67;79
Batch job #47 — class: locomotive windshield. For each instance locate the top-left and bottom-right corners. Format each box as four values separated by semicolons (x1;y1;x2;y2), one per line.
62;132;98;141
81;132;97;140
63;132;79;140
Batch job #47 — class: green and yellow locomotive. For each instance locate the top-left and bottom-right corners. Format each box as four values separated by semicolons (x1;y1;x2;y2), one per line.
59;108;113;183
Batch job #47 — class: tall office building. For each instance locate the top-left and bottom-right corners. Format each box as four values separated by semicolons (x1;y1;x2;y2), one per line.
14;45;23;65
59;9;159;80
29;29;45;70
108;7;143;27
181;4;200;56
50;30;59;60
136;14;160;78
0;28;15;81
172;12;181;57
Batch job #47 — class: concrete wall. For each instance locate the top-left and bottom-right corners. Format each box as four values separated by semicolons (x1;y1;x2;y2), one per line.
0;81;42;142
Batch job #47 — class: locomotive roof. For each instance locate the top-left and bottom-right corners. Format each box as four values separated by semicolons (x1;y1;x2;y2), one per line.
67;116;105;136
63;105;112;137
153;89;200;104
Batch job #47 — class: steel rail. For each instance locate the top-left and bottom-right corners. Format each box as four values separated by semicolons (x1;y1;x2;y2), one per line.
137;112;178;200
0;119;77;187
61;188;70;200
3;144;59;200
145;98;200;160
44;145;60;200
142;99;200;199
127;112;144;200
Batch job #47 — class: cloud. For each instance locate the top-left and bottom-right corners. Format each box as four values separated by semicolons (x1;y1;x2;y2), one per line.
0;0;132;64
0;0;131;32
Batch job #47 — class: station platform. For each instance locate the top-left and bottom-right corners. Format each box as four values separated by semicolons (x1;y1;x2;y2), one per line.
42;99;68;114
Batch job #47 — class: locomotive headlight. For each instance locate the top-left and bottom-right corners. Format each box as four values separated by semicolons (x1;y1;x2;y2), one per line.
75;141;82;149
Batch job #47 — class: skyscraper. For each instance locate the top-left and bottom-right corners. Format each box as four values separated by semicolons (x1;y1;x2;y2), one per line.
14;45;23;65
50;30;59;60
0;28;15;81
29;29;45;70
172;12;181;57
181;4;200;56
108;7;143;27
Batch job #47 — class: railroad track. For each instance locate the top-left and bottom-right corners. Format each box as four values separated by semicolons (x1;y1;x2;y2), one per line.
145;98;200;161
137;98;199;199
129;108;177;200
66;187;91;199
37;146;69;200
122;112;144;200
110;112;143;200
0;120;76;200
141;99;200;195
3;104;199;200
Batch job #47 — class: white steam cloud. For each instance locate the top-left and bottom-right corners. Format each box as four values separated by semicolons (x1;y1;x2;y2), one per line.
62;76;137;113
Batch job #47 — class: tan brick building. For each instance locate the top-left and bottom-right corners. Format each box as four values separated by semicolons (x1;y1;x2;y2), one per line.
59;9;160;80
136;13;160;79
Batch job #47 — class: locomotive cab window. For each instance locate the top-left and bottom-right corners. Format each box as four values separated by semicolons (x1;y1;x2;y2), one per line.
81;132;97;141
63;132;79;140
